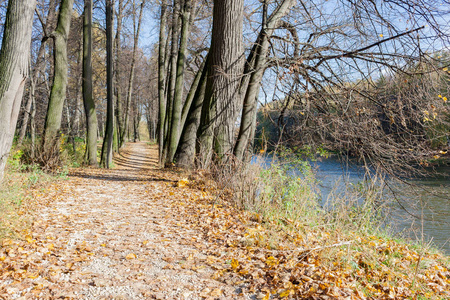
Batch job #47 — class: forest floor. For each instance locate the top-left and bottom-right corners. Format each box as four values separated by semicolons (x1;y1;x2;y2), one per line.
0;142;449;299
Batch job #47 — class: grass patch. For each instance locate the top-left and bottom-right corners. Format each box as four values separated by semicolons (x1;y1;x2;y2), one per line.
0;149;62;242
205;151;449;299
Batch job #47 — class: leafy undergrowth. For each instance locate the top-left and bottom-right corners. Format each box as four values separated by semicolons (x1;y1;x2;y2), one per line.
0;144;448;299
0;160;59;242
173;174;450;299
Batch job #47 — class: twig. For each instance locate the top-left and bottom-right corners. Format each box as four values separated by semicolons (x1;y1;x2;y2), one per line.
293;240;354;253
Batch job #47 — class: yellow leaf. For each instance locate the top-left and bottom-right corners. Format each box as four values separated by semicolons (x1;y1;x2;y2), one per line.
100;243;106;247
27;273;39;279
142;240;149;245
443;97;447;102
438;94;442;98
177;179;189;187
262;293;270;300
231;258;239;270
279;289;291;298
443;67;448;71
265;256;278;266
126;253;137;260
379;34;383;38
46;243;54;250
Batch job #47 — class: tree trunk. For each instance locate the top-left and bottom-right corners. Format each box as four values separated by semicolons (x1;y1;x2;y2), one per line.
42;0;75;154
0;0;36;182
114;0;125;148
158;2;168;165
17;78;33;146
101;0;114;168
123;0;145;147
166;0;194;163
197;0;244;165
234;0;293;160
82;0;98;166
175;58;208;167
163;0;181;162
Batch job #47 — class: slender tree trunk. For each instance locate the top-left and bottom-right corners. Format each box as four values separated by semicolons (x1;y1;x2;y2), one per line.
158;0;167;165
42;0;75;154
0;0;36;182
175;59;208;167
158;2;168;165
166;0;194;163
234;0;293;159
30;94;36;158
17;0;57;147
101;0;114;168
82;0;98;166
17;78;33;145
163;0;181;162
114;0;125;148
123;0;145;147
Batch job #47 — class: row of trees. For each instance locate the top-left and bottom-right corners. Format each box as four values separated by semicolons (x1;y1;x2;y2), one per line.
157;0;450;173
0;0;154;181
0;0;449;182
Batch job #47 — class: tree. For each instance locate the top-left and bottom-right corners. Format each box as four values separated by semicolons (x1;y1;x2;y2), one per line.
0;0;36;182
82;0;98;166
122;0;145;147
41;0;75;155
100;0;114;168
196;0;244;166
157;1;168;164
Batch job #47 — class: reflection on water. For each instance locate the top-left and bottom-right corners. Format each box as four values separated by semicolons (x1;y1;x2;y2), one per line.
253;156;450;255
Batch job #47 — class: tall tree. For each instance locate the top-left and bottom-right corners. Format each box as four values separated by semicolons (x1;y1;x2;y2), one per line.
166;0;194;162
158;1;168;165
197;0;244;166
114;0;125;149
122;0;145;147
0;0;36;182
41;0;75;154
16;0;57;147
234;0;293;160
82;0;98;166
100;0;114;168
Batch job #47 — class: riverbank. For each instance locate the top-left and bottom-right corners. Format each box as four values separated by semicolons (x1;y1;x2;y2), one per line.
0;142;448;299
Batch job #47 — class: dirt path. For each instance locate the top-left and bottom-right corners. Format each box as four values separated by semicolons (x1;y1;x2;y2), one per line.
0;142;239;299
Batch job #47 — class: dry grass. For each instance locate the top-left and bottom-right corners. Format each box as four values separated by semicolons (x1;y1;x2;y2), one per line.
0;153;58;242
202;155;449;298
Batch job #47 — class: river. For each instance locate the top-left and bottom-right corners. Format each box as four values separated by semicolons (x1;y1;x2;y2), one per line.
254;156;450;255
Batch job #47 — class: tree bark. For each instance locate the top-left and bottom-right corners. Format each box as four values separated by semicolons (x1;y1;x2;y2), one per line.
101;0;114;168
158;1;168;165
197;0;244;165
123;0;145;147
0;0;36;182
114;0;125;149
82;0;98;166
41;0;75;153
234;0;293;160
163;0;181;162
175;58;208;167
166;0;194;162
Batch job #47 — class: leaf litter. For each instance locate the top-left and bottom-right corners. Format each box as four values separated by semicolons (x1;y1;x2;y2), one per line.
0;142;448;299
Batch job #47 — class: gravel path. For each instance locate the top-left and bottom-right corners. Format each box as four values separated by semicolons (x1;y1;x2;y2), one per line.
1;142;240;299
